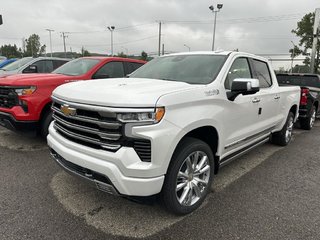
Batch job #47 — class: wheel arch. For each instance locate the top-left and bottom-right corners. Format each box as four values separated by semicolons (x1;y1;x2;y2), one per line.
289;104;298;121
174;126;220;174
39;101;52;122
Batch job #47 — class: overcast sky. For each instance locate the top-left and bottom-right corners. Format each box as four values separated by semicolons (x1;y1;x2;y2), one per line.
0;0;319;69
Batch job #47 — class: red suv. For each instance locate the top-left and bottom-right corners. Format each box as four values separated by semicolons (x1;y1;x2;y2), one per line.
0;57;146;136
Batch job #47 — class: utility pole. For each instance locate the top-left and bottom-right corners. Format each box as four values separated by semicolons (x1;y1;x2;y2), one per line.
209;4;223;51
107;26;115;56
310;8;320;73
0;15;3;25
158;21;162;56
162;44;164;55
46;29;54;57
61;32;69;58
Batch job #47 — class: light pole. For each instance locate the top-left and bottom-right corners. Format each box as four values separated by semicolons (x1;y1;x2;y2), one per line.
183;44;191;51
107;26;115;56
46;29;54;57
290;41;295;73
209;3;223;51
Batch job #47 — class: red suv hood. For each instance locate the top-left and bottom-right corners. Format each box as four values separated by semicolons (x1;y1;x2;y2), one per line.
0;73;82;86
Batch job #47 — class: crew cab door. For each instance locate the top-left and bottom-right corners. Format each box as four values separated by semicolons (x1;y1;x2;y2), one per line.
221;57;262;157
249;58;282;131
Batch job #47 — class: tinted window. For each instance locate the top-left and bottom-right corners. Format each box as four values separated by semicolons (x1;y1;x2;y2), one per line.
277;75;320;88
53;58;100;76
130;55;227;84
225;58;251;89
1;57;33;71
94;62;125;78
32;60;54;73
252;59;272;88
126;62;144;74
53;60;68;70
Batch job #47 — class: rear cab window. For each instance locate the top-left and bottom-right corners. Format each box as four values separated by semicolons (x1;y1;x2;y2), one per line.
251;59;273;88
277;74;320;88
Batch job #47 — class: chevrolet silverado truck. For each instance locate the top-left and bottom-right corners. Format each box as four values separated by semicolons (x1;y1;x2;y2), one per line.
277;73;320;130
0;57;145;136
47;51;300;215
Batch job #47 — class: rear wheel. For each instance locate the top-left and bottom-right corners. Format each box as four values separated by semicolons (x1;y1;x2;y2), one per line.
161;137;214;215
40;111;53;138
271;112;294;146
300;106;316;130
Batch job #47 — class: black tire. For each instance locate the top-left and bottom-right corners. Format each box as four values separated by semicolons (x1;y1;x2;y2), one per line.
161;137;214;215
300;106;316;130
40;111;53;138
271;112;294;146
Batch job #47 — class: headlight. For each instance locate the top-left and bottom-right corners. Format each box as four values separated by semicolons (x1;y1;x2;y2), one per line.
14;86;37;96
117;107;165;123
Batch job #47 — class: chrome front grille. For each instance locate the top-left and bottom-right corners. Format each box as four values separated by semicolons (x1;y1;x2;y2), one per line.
52;101;123;151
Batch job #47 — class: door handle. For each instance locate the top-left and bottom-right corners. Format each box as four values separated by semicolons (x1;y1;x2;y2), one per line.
274;95;280;100
252;98;260;103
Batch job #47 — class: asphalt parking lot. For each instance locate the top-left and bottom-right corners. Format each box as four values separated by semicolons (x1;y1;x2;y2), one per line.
1;122;320;240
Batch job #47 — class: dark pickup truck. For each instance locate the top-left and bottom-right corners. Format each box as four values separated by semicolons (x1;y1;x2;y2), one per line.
277;73;320;130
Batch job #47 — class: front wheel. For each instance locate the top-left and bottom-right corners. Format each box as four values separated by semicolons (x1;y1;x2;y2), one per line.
271;112;294;146
300;106;316;130
161;137;214;215
40;111;53;138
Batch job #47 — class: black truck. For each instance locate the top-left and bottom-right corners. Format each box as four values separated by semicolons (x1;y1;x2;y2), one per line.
277;73;320;130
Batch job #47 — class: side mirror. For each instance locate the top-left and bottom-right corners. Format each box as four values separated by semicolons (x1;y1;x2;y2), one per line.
23;65;38;73
227;78;260;101
92;74;109;79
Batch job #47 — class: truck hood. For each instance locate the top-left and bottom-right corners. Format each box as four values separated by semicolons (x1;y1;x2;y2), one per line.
53;78;197;107
0;73;79;86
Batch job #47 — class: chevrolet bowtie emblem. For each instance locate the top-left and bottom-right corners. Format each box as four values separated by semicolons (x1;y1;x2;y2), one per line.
60;104;77;116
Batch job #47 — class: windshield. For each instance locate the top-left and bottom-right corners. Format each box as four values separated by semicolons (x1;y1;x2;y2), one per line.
53;58;100;76
129;54;227;84
0;57;32;71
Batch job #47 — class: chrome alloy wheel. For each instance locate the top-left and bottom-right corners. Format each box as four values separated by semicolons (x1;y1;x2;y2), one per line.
310;110;316;128
285;116;294;143
175;151;210;206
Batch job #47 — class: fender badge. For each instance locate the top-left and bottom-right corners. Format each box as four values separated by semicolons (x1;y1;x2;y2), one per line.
205;89;219;96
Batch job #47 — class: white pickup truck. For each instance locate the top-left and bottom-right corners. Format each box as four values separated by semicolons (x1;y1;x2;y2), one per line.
47;51;300;215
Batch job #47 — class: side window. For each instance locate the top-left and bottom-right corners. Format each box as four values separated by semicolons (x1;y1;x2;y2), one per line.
252;59;272;88
53;60;68;70
33;60;54;73
126;62;144;75
94;62;125;78
225;58;251;90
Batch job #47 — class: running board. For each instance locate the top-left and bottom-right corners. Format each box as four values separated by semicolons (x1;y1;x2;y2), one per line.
220;136;270;167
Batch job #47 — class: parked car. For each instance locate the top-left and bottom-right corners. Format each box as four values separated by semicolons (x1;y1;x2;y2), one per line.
0;57;70;76
0;58;18;68
277;73;320;130
47;51;300;215
0;57;146;137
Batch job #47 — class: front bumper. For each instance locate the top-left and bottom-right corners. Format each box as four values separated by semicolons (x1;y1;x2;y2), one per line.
47;123;165;196
0;111;38;133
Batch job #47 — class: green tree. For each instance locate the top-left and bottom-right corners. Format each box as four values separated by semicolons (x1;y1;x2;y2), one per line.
117;52;127;58
291;12;320;73
140;51;148;61
0;44;22;58
81;47;91;57
24;34;46;57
